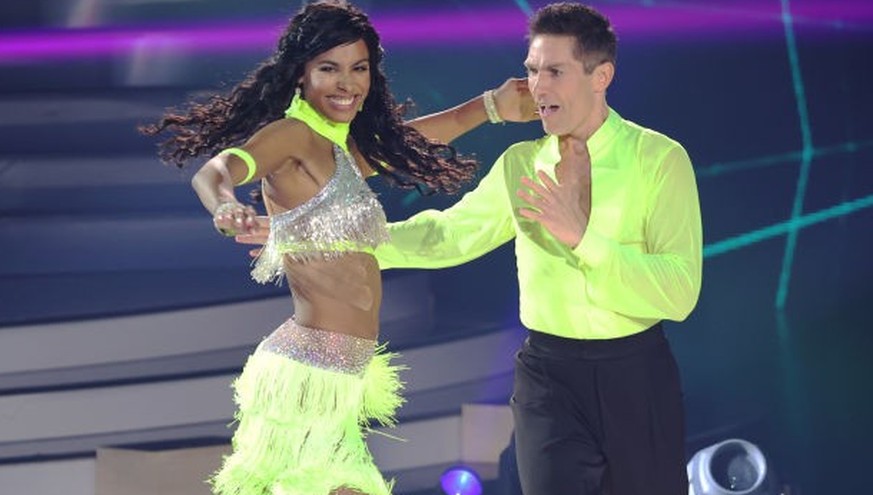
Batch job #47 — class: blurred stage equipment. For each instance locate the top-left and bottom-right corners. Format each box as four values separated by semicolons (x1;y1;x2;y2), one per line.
687;438;772;495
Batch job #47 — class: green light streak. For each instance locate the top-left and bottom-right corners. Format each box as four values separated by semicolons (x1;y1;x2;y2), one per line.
703;194;873;258
513;0;533;16
776;0;815;310
696;140;871;179
401;191;419;208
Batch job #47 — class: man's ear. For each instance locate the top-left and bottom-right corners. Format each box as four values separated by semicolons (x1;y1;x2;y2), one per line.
594;62;615;93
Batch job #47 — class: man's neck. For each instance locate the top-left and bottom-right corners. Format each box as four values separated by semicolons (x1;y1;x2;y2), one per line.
560;101;609;145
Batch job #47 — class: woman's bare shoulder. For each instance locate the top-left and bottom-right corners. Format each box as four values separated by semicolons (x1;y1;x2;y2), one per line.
249;117;319;156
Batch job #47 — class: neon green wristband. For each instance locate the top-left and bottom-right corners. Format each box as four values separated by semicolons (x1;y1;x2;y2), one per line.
223;147;257;185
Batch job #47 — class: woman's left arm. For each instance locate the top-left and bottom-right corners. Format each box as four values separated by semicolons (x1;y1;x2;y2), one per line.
406;78;538;144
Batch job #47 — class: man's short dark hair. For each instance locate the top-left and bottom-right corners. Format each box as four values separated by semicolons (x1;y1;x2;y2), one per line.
529;2;617;73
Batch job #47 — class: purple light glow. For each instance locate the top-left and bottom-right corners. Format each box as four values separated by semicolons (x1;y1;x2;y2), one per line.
0;23;283;62
0;3;869;64
599;0;873;38
440;467;483;495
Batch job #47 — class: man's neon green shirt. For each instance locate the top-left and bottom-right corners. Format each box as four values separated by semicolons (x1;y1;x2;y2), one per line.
376;109;702;340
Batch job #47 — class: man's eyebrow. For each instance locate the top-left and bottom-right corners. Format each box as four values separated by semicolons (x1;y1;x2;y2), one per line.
524;62;566;69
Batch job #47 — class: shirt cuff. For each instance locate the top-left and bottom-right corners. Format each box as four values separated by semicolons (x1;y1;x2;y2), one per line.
572;228;611;268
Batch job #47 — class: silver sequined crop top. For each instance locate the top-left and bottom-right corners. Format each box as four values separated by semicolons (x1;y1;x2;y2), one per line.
251;144;389;284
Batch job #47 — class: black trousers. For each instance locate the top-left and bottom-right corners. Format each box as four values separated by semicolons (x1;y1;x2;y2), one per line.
510;324;687;495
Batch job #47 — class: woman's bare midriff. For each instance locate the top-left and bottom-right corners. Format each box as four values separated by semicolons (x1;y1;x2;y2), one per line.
262;138;382;341
283;252;382;341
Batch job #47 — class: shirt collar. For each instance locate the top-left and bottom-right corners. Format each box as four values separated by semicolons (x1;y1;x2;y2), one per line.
588;106;621;155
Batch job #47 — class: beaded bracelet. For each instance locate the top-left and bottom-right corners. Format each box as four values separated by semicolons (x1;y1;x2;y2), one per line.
483;89;505;124
213;201;244;237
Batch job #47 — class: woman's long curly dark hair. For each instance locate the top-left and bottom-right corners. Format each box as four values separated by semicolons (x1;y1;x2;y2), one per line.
141;0;477;194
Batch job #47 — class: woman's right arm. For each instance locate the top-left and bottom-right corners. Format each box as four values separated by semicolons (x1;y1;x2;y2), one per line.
191;119;308;236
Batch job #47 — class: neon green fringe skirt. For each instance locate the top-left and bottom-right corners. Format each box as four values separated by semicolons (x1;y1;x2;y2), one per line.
211;318;404;495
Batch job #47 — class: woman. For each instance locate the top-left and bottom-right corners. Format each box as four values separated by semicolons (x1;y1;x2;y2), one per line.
143;1;532;494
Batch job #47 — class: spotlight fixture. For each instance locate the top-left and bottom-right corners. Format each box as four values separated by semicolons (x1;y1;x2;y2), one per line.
440;466;483;495
688;438;771;495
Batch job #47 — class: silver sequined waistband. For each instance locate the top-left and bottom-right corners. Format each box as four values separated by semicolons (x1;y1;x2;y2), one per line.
257;318;376;375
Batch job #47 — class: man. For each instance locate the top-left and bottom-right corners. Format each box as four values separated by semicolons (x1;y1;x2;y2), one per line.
375;3;702;494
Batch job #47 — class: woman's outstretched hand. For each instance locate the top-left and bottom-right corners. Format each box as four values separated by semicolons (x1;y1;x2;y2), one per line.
234;216;270;257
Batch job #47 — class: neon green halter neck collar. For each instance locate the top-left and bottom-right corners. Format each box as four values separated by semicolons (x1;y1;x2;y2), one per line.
284;94;351;153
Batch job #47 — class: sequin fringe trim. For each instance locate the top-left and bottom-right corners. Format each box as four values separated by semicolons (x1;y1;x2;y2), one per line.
250;199;389;285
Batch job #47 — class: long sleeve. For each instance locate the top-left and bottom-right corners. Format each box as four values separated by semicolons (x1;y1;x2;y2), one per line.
573;144;703;321
375;154;516;270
